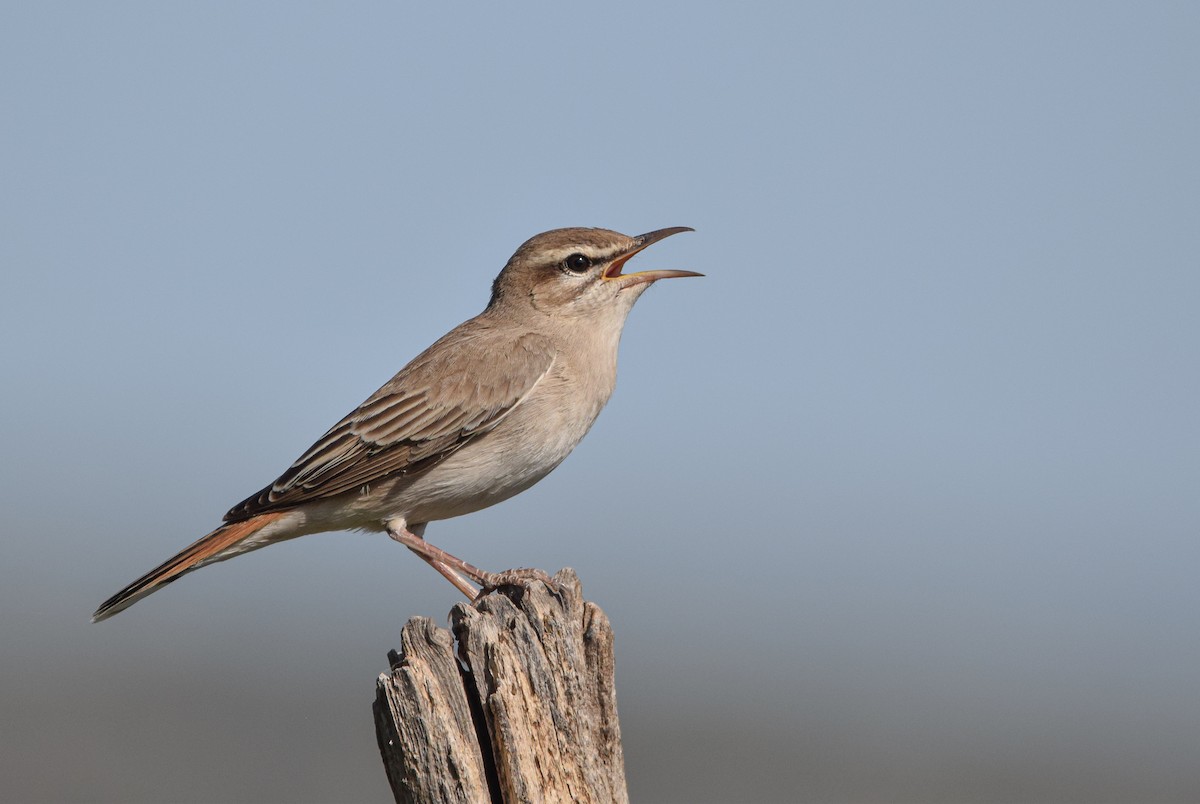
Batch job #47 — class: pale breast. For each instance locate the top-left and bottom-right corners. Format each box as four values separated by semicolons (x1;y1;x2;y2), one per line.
371;349;614;525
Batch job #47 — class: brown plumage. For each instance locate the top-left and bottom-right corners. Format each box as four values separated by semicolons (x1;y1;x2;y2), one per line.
92;512;287;621
224;330;557;520
92;226;699;621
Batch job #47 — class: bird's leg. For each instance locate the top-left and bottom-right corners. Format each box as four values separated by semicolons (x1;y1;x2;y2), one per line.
426;560;479;599
387;521;478;598
385;519;557;599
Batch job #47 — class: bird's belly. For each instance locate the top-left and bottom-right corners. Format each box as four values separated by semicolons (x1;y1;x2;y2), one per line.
377;393;602;525
393;451;556;522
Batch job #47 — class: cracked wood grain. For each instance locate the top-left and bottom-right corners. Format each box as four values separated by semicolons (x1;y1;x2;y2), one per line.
374;569;627;804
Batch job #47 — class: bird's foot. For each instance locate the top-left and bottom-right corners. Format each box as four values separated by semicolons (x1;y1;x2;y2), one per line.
476;567;560;599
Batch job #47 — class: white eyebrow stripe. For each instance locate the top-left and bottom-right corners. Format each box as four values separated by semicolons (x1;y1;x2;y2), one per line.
542;245;623;264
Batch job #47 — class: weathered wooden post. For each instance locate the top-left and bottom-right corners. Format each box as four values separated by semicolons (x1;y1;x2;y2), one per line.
373;569;627;803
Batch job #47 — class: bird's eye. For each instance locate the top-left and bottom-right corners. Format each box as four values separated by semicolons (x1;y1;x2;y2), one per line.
562;253;591;273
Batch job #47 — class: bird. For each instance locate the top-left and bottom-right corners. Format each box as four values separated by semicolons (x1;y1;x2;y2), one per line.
92;226;700;621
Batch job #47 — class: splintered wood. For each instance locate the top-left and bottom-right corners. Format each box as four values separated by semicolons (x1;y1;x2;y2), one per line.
374;569;628;804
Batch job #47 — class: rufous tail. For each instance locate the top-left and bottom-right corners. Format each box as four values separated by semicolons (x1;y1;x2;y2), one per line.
91;512;286;622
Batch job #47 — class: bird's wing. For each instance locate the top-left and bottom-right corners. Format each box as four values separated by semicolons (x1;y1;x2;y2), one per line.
224;329;557;520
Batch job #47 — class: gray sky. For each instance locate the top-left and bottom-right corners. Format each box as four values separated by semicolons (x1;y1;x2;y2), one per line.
3;3;1198;802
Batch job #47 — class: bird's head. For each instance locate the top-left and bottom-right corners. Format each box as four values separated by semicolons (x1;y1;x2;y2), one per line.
488;226;700;322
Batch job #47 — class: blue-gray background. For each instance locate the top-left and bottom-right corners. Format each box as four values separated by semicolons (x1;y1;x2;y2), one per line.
3;3;1198;802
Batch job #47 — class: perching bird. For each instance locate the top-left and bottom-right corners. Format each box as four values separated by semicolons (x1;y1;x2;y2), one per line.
93;226;699;621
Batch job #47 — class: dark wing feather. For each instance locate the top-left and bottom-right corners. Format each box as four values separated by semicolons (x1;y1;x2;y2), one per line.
225;328;556;521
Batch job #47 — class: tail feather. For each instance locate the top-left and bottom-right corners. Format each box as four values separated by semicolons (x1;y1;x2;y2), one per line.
92;512;286;622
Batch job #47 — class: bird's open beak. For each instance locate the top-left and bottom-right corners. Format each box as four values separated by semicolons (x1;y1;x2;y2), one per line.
604;226;703;287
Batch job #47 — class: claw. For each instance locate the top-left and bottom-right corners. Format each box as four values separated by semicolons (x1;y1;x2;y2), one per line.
477;568;559;597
